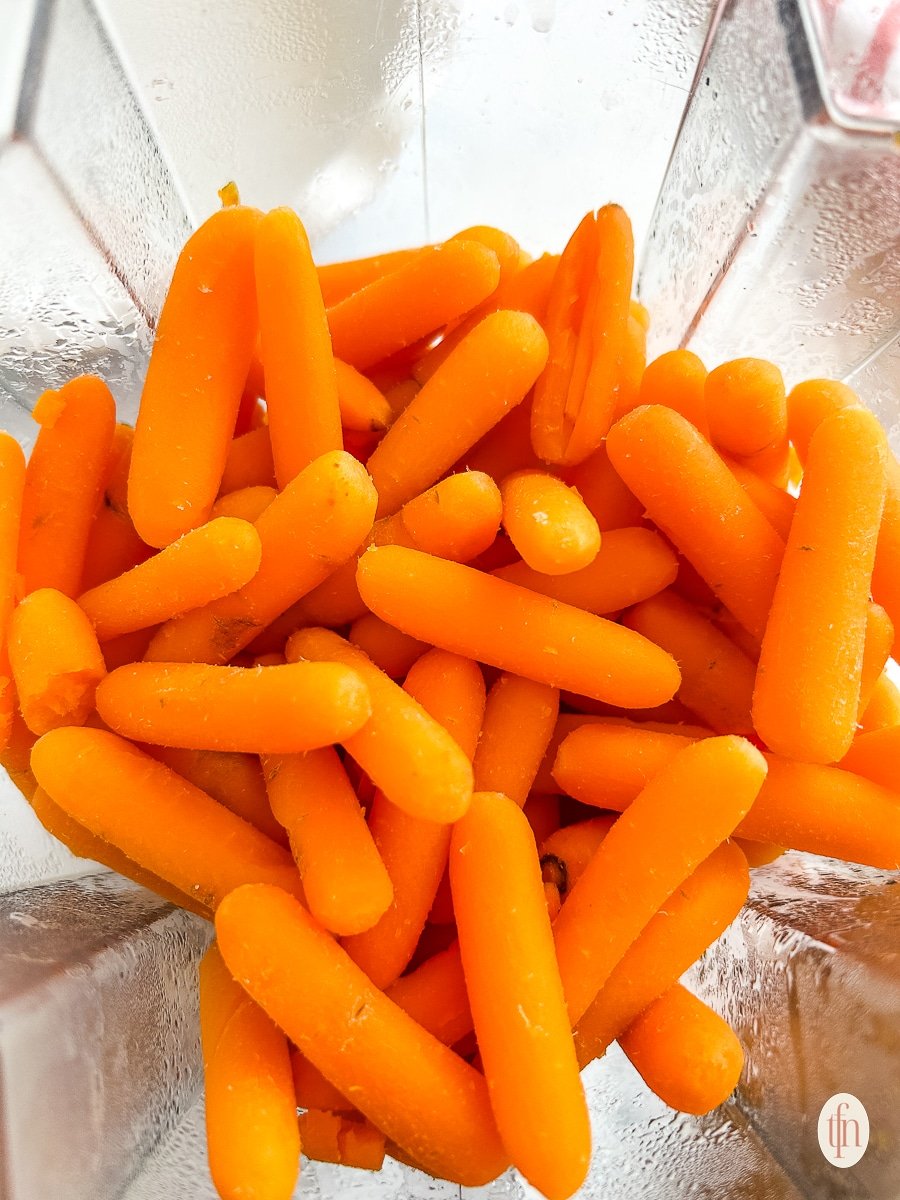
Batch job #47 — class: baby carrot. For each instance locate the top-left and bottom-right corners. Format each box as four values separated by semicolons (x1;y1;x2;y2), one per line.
31;727;302;908
262;747;392;936
96;660;371;754
841;726;900;793
342;649;485;985
219;427;277;494
291;1051;354;1113
200;944;300;1200
563;443;646;530
725;457;796;539
451;793;590;1200
473;673;559;806
0;709;38;800
492;526;678;616
30;786;212;919
619;985;743;1115
623;590;757;736
129;207;260;547
256;208;341;486
554;723;900;868
287;628;473;821
606;406;785;640
859;604;894;718
706;358;786;458
215;884;508;1186
539;816;617;894
400;471;502;561
734;839;785;868
860;672;900;732
18;377;116;595
148;746;285;845
524;793;562;847
210;485;277;523
367;311;548;516
385;942;473;1047
531;206;634;466
80;505;153;593
574;838;748;1065
317;248;425;307
638;349;708;436
788;379;900;652
459;403;542;482
500;470;601;575
9;589;106;735
145;450;377;664
553;736;766;1025
356;546;681;707
297;1110;385;1171
335;360;394;433
753;408;887;763
326;240;500;371
349;613;429;678
78;517;262;642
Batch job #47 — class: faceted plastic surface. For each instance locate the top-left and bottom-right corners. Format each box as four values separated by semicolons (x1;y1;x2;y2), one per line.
1;0;899;1197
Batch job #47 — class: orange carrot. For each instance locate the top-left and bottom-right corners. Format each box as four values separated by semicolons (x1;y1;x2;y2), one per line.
327;241;500;371
531;206;634;466
287;628;474;822
624;589;757;736
145;450;377;664
256;208;342;486
539;816;616;894
297;1110;386;1171
348;613;428;678
753;409;887;763
215;883;508;1186
30;786;212;919
860;672;900;732
606;406;785;640
500;470;601;575
367;311;548;516
788;379;900;653
78;517;262;642
9;589;106;735
725;456;796;539
458;402;542;481
356;546;681;707
96;660;371;753
102;422;134;517
31;727;302;908
262;746;392;936
385;942;473;1047
80;505;153;593
613;311;647;419
335;359;394;433
400;471;502;561
342;649;484;986
638;349;708;436
841;726;900;793
200;943;300;1200
524;793;562;847
148;746;285;845
553;736;766;1024
493;526;678;616
619;985;744;1114
18;377;116;595
554;723;900;868
291;1050;354;1113
563;443;646;530
317;247;427;307
734;839;785;868
859;604;895;717
210;485;277;523
451;793;590;1200
573;838;748;1065
219;427;277;494
129;207;261;547
383;377;420;419
706;358;786;458
473;673;559;806
0;709;38;800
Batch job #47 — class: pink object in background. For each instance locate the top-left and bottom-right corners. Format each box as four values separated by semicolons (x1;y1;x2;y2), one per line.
803;0;900;124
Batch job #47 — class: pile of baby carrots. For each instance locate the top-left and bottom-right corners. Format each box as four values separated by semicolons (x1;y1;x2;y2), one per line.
2;186;899;1200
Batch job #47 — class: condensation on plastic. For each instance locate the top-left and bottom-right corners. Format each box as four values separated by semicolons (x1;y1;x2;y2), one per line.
690;853;900;1200
0;875;210;1200
799;0;900;129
